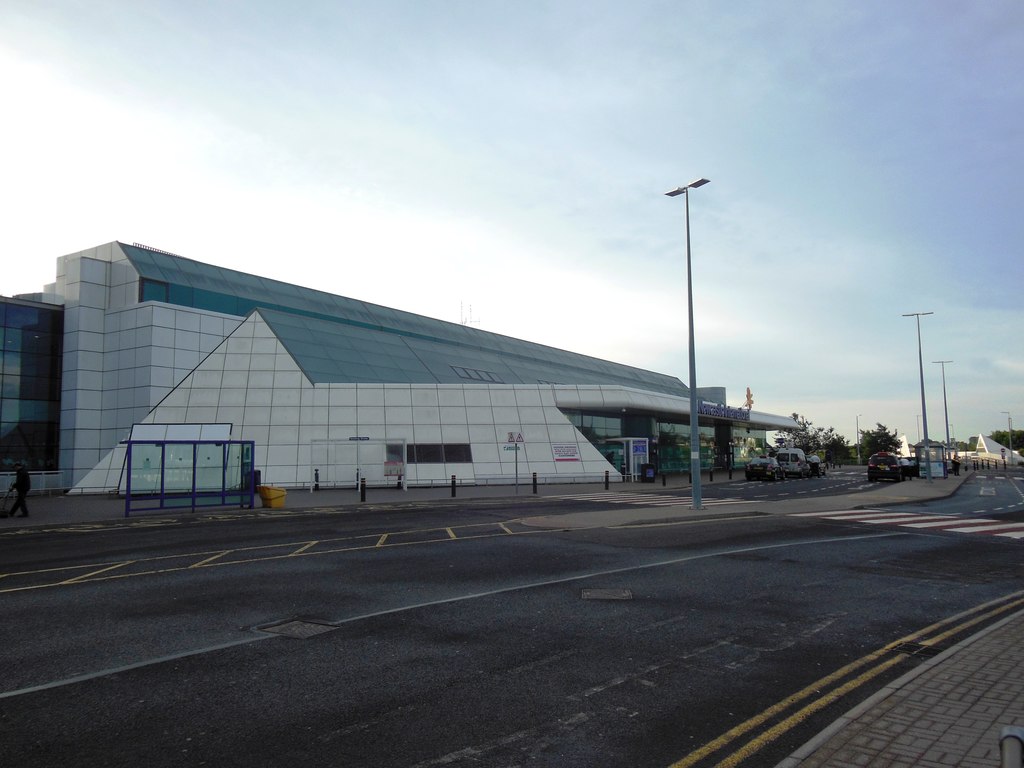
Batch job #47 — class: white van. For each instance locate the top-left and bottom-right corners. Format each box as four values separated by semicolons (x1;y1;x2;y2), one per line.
776;448;810;478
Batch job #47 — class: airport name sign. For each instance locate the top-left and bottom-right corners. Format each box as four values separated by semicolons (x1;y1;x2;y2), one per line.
698;401;751;421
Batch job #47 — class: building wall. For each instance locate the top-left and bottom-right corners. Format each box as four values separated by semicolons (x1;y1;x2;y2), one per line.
55;245;243;486
50;242;797;491
73;313;615;491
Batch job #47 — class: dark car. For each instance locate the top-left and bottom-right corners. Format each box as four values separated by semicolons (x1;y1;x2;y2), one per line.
867;452;903;482
746;456;783;481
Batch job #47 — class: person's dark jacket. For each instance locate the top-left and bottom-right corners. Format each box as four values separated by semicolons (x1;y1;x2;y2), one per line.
12;467;30;494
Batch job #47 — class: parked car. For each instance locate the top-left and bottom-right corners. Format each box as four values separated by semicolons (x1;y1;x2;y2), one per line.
867;452;903;482
745;456;783;481
776;448;811;478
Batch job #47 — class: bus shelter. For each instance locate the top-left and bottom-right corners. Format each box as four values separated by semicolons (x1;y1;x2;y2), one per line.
124;439;256;516
914;440;948;479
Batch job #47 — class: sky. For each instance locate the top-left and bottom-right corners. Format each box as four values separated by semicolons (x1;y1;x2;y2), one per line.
1;1;1021;446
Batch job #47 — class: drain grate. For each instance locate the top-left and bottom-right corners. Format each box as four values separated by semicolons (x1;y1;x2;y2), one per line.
258;619;338;639
581;588;633;601
893;641;943;658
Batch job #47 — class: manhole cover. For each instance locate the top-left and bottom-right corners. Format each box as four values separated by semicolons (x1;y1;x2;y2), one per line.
893;641;942;658
581;588;633;601
258;619;338;638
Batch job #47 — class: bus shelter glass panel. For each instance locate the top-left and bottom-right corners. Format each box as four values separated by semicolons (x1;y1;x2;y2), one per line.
130;443;163;494
229;442;254;491
125;440;256;516
164;443;195;493
195;443;226;491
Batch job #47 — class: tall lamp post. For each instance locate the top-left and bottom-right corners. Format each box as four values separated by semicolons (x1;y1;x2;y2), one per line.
933;360;953;449
903;312;934;481
1003;411;1015;467
666;177;710;509
856;414;862;464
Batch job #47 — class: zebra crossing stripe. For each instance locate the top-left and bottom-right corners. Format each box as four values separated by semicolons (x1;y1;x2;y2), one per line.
791;509;1024;539
943;521;1024;533
860;515;953;525
900;518;991;528
792;510;894;519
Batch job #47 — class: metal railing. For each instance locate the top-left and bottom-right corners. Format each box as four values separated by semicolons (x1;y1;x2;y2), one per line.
0;471;66;495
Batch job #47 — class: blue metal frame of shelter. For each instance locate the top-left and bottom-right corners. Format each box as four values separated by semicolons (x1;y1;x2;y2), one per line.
124;439;256;516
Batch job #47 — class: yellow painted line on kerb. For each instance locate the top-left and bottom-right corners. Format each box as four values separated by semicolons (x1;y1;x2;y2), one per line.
710;656;904;768
667;644;897;768
669;592;1024;768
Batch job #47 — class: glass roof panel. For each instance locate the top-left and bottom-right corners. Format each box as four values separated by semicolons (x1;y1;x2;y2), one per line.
121;244;686;395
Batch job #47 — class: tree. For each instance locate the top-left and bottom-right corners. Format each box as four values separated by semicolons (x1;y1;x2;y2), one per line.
990;430;1024;451
776;414;851;460
819;427;851;463
777;414;816;452
861;423;901;457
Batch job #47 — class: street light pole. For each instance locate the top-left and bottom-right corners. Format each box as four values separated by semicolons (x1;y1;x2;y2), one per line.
933;360;952;449
856;414;862;464
666;177;710;509
1003;411;1015;467
903;312;934;481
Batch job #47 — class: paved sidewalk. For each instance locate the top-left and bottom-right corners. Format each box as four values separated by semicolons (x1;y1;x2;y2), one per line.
775;608;1024;768
0;466;977;527
4;467;1023;767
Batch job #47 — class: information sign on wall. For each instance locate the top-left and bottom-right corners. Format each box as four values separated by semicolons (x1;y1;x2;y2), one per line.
552;444;580;462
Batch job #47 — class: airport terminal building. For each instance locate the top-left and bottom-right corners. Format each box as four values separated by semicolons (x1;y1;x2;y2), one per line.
2;241;797;493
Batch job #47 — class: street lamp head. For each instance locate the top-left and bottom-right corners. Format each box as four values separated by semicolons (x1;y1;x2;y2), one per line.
665;178;711;197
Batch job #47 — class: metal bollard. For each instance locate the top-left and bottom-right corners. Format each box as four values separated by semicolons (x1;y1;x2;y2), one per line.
662;473;666;487
1000;726;1024;767
451;474;457;497
728;466;733;480
604;470;609;490
360;477;366;502
709;467;714;482
532;472;537;494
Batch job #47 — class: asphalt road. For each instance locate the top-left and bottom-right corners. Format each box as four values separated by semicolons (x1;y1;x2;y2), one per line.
2;472;1022;767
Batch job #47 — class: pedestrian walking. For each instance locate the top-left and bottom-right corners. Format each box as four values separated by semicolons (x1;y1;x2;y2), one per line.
5;462;31;518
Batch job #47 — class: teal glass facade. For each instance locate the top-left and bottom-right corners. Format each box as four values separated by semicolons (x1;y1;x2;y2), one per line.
0;298;63;471
564;409;767;473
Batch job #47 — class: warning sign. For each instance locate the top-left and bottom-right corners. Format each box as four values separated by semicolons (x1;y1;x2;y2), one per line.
507;432;525;443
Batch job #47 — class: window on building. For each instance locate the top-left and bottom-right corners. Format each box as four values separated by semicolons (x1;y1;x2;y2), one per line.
140;278;169;303
0;299;63;471
451;366;504;384
406;443;473;463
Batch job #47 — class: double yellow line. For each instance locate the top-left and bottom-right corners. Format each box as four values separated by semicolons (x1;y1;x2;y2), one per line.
669;590;1024;768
